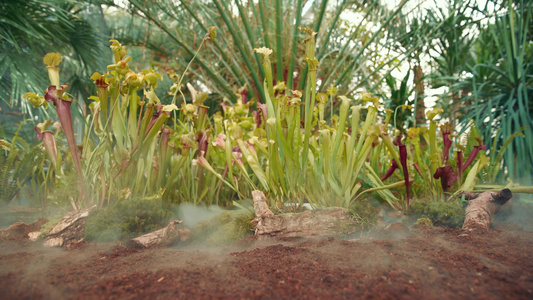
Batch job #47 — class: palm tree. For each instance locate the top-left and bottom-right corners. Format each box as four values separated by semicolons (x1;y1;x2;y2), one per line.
424;0;479;125
107;0;414;105
457;0;533;184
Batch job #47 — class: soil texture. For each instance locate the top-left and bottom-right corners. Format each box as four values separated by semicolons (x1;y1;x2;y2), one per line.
1;203;533;299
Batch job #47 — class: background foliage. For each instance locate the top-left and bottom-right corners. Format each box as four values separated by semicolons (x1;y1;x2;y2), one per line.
0;0;109;140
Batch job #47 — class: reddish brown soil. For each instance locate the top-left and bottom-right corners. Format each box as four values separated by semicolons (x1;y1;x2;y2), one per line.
1;205;533;299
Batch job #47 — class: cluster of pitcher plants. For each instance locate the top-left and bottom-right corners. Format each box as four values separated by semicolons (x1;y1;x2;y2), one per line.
18;28;520;212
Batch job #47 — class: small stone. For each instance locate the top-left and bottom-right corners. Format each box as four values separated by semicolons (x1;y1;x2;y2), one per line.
44;236;64;247
28;231;42;241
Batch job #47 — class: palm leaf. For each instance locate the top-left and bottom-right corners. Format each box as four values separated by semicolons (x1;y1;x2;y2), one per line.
113;0;416;104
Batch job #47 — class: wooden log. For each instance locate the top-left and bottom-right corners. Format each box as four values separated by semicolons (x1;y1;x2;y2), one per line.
127;220;191;249
461;188;512;234
252;190;353;237
44;205;96;247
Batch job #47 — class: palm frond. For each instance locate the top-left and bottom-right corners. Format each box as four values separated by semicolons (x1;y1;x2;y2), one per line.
0;122;45;203
110;0;416;104
458;0;533;184
0;0;109;125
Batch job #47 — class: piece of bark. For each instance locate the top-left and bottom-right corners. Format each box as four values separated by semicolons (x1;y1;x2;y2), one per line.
255;208;353;237
461;188;512;234
44;205;96;247
252;190;274;218
127;220;191;249
252;190;353;237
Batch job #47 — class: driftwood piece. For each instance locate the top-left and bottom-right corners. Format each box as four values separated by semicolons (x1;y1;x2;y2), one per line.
44;205;96;247
252;190;274;218
461;188;512;234
127;220;191;249
252;190;353;237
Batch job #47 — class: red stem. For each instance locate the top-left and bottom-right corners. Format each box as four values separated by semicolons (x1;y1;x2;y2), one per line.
399;144;410;209
55;98;88;207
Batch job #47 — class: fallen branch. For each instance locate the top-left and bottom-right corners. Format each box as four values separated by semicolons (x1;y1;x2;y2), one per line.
44;205;96;247
127;220;191;249
252;190;354;237
461;188;512;234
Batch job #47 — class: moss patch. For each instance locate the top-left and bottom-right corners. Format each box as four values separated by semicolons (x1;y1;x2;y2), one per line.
409;201;464;228
415;217;434;227
85;199;168;242
191;210;254;245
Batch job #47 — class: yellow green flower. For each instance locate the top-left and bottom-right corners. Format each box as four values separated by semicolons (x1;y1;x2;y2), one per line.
316;93;328;104
124;71;143;88
291;90;302;98
109;39;127;63
43;52;62;87
253;47;273;58
187;83;208;106
360;92;380;107
182;103;197;120
142;69;163;89
407;127;421;140
273;81;286;91
305;58;319;70
426;107;444;121
327;85;338;97
208;26;218;40
43;52;62;67
90;72;109;87
23;92;48;109
162;104;178;112
167;70;179;82
145;90;161;105
107;56;132;75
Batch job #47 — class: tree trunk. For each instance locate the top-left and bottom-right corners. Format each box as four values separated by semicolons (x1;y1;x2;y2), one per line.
413;64;426;127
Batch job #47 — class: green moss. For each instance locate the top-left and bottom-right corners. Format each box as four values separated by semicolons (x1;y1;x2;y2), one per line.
191;210;254;245
40;212;64;234
85;199;168;242
415;217;433;227
409;201;464;228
